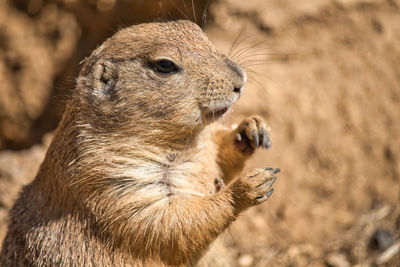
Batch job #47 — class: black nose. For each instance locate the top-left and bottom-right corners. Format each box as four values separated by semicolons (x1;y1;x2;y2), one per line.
225;58;247;95
233;87;242;93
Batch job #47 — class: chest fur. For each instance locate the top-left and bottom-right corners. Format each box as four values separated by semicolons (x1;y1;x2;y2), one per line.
120;142;224;197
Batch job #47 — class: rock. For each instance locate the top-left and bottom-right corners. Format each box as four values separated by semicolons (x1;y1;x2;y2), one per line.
326;253;350;267
369;229;395;251
238;254;254;267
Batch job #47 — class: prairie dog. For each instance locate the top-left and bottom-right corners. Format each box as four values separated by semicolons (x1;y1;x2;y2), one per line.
0;20;279;266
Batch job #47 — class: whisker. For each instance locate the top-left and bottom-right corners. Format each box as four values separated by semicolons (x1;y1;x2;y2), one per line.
228;28;247;58
246;72;267;95
245;65;284;96
246;69;266;84
182;0;190;17
241;59;276;64
201;0;212;29
172;1;190;20
241;61;284;68
235;52;289;64
231;38;266;60
191;0;197;24
229;33;265;60
231;40;267;62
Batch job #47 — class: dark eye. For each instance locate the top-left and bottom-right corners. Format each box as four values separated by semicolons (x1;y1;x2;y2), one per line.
153;59;179;74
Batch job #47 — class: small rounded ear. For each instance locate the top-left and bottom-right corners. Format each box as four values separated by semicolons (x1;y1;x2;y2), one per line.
92;60;118;94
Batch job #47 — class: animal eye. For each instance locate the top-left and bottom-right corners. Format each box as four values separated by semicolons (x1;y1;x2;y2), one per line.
153;59;179;74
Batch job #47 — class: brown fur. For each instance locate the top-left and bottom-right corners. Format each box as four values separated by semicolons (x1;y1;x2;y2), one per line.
0;20;279;266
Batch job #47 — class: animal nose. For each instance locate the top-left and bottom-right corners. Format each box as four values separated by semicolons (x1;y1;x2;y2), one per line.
233;87;242;93
232;70;246;94
226;59;247;94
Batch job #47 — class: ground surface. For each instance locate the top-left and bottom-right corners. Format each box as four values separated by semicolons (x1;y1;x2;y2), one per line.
0;0;399;266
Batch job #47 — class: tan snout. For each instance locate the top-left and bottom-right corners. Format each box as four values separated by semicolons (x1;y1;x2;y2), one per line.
226;59;247;96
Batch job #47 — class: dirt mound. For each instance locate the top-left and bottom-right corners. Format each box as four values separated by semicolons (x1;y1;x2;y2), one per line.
207;0;400;265
0;0;399;265
0;1;79;149
0;0;208;149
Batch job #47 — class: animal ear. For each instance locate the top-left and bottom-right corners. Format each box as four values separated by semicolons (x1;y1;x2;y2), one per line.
92;60;118;94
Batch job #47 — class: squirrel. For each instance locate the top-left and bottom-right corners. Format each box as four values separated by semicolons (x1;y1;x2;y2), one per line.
0;20;279;266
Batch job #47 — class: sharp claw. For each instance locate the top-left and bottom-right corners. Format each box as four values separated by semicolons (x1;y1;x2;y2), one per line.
266;140;272;150
273;168;280;174
265;177;276;187
266;188;274;197
261;128;268;148
264;167;273;171
252;131;259;149
235;133;242;142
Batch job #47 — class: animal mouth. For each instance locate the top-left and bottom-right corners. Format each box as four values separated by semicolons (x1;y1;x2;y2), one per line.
205;107;229;120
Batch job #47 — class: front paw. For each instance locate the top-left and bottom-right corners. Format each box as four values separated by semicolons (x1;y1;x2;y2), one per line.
234;116;271;155
232;167;280;211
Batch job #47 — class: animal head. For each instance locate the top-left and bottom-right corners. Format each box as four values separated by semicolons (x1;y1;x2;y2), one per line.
75;20;246;140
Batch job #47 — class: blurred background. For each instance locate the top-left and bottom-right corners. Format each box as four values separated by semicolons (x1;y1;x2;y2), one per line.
0;0;399;266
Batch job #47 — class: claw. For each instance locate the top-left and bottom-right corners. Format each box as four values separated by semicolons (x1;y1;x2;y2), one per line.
235;132;242;142
266;140;272;150
261;128;268;149
273;168;280;174
264;176;277;187
251;131;259;149
256;176;276;188
235;117;272;154
266;188;274;197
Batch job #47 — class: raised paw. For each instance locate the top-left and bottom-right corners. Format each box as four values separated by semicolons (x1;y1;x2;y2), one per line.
232;167;280;211
234;116;271;155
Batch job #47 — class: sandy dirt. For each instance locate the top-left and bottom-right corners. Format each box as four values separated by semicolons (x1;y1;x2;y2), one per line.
0;0;399;266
